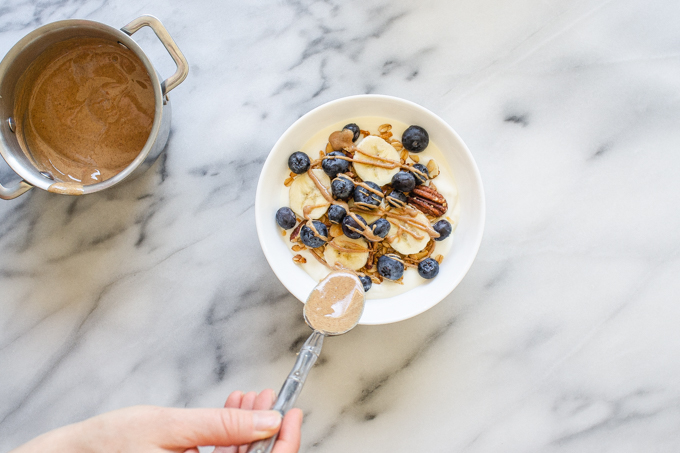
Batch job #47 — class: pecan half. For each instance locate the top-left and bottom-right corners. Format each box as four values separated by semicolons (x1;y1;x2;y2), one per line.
408;186;448;217
289;221;304;242
411;186;446;204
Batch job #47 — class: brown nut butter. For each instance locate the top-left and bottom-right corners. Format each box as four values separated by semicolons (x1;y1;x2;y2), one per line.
14;37;155;192
304;270;365;334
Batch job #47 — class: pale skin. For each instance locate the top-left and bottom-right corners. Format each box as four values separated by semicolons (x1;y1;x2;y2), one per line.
11;389;302;453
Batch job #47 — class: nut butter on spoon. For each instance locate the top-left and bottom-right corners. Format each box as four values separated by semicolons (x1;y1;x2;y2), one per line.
247;270;365;453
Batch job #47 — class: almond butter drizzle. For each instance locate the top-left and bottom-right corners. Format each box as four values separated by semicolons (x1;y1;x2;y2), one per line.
306;168;334;201
354;180;383;207
334;174;353;183
386;194;407;208
354;180;383;198
334;152;398;170
384;253;404;264
383;253;417;268
309;247;331;267
303;203;329;219
327;241;369;254
387;210;440;238
348;148;428;180
307;160;439;254
353;205;439;240
335;174;382;205
302;201;330;241
390;223;425;241
305;219;328;242
307;168;382;242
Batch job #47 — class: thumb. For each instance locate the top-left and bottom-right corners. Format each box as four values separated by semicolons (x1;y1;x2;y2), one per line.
158;407;282;447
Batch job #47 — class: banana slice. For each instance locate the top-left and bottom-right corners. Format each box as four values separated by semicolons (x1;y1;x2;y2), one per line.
353;136;400;186
361;213;381;224
323;236;369;271
347;200;380;223
289;169;331;219
386;211;431;255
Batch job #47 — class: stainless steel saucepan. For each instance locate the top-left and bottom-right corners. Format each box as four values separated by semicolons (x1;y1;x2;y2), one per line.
0;15;188;199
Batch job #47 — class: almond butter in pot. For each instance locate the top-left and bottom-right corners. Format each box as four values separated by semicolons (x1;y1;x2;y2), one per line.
15;37;155;187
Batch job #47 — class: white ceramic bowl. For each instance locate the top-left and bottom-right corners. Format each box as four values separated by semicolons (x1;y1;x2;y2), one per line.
255;95;485;325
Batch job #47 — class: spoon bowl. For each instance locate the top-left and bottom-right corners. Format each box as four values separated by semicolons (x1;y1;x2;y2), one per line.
303;270;366;335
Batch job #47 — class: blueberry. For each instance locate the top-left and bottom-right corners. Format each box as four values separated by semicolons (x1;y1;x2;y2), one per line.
391;171;416;193
288;152;310;174
328;204;347;224
412;163;429;185
433;219;452;241
377;255;404;280
322;151;351;178
402;125;429;153
341;214;368;239
331;177;354;200
418;257;439;279
275;207;297;229
359;275;372;292
354;181;383;208
300;221;329;248
386;190;408;208
370;218;391;238
343;123;361;142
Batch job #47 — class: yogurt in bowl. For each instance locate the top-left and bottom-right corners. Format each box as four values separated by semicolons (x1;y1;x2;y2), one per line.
255;95;485;325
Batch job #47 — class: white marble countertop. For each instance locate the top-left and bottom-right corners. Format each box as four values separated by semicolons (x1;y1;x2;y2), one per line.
2;0;680;451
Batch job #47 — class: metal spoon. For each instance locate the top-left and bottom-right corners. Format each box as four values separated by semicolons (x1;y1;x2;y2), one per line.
246;270;365;453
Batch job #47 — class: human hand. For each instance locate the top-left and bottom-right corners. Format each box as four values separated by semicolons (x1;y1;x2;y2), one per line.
214;389;302;453
10;389;302;453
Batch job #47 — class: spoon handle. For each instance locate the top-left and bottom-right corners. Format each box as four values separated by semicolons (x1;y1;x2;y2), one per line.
246;330;324;453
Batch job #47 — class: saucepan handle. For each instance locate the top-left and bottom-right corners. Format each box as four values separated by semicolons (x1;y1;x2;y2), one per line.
121;15;189;96
0;178;32;200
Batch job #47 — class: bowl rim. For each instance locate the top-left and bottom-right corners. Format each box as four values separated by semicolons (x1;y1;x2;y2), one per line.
255;94;485;324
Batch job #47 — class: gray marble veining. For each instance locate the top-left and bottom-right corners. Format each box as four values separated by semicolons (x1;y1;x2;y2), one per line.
2;0;680;451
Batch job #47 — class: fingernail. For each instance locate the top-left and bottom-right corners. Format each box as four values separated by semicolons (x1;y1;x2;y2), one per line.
253;410;282;432
270;390;277;405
